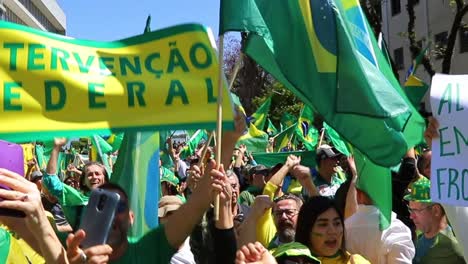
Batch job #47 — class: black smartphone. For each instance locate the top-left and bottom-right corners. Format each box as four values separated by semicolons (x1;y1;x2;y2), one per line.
79;188;120;248
0;140;26;217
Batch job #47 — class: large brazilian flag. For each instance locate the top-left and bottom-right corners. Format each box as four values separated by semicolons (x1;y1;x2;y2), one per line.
222;0;425;167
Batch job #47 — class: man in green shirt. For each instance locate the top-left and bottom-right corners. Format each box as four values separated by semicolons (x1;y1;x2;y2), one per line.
405;177;465;264
310;144;346;197
239;164;270;206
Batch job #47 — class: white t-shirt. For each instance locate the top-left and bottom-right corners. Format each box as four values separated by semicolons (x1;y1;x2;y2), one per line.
171;238;195;264
345;205;415;264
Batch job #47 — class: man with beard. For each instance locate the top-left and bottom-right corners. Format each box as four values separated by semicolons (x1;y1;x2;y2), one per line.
269;194;303;249
404;178;465;263
250;155;317;247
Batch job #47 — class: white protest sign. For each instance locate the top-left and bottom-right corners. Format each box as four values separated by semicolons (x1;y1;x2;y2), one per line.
430;74;468;206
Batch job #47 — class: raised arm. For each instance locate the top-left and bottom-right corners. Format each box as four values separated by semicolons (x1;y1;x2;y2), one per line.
164;160;225;249
290;163;319;197
0;168;69;264
221;107;247;169
344;156;358;219
214;165;237;264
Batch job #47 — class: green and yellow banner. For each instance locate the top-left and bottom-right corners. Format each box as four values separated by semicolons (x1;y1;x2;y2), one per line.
0;21;234;142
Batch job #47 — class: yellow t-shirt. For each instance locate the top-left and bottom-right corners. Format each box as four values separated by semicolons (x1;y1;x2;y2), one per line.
318;252;370;264
0;226;45;264
256;182;278;247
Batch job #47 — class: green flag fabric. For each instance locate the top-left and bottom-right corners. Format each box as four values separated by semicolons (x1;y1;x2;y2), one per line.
280;113;297;131
251;97;271;130
240;0;425;167
91;135;113;175
230;92;247;117
323;123;350;157
106;133;124;152
35;144;47;170
253;150;316;168
295;106;318;150
403;75;429;108
266;118;278;135
219;0;270;39
237;123;269;153
180;129;208;158
159;131;175;168
111;132;160;239
355;149;392;230
274;124;296;152
92;135;113;154
403;47;429;108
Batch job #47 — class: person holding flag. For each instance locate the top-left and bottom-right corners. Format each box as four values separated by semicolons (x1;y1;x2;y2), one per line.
65;161;229;263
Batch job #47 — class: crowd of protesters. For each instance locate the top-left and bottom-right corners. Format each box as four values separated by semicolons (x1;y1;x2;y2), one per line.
0;109;465;264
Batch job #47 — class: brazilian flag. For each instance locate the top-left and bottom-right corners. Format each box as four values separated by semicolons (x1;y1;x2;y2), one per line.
222;0;425;167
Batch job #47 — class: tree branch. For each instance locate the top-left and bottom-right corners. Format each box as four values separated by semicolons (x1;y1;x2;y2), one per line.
406;0;436;77
442;3;468;74
455;0;464;12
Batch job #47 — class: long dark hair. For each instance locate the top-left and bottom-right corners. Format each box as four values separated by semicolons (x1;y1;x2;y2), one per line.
295;196;346;256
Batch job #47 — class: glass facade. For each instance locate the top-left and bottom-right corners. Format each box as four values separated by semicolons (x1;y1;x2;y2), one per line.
4;6;27;25
18;0;63;33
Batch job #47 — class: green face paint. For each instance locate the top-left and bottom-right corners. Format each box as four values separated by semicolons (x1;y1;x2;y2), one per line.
311;232;325;237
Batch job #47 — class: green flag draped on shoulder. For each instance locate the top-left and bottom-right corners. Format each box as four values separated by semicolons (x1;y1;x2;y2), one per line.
251;97;271;130
225;0;425;166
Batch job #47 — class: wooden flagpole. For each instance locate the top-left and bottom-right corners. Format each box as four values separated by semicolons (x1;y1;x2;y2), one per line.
214;34;225;221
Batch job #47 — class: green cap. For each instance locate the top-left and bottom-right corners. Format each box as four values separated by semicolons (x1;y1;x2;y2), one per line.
404;177;431;203
161;167;179;186
271;242;319;262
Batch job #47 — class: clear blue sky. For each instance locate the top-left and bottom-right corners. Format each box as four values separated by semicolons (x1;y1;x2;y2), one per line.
57;0;220;41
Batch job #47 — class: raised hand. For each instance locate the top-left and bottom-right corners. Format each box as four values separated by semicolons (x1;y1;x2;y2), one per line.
235;242;277;264
66;229;113;264
249;195;274;219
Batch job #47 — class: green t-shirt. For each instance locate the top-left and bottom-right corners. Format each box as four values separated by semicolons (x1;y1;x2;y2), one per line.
111;225;176;264
312;169;346;198
43;174;90;229
415;227;465;264
239;186;263;206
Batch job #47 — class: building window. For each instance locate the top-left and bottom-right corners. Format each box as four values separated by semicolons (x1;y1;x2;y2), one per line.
460;27;468;53
394;47;404;70
17;0;63;34
434;31;448;59
391;0;401;16
4;7;27;25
